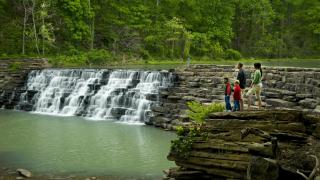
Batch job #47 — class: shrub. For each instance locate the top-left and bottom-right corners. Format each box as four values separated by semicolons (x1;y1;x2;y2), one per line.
224;49;242;60
187;101;225;124
171;101;224;159
86;49;112;65
139;48;151;60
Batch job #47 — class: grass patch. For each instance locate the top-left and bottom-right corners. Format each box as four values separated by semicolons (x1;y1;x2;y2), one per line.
8;61;23;72
1;54;319;69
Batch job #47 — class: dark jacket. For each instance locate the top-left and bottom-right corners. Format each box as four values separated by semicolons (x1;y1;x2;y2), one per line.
237;69;246;89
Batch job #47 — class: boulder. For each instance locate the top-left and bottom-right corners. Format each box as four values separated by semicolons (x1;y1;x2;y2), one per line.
263;92;282;98
188;82;200;88
145;93;158;101
296;94;313;100
265;99;296;108
182;96;197;101
18;102;33;111
152;117;171;125
248;157;279;180
283;96;297;102
281;90;296;96
299;98;318;109
160;91;169;98
17;169;32;178
151;106;167;113
189;78;200;82
314;88;320;98
167;96;181;103
110;107;127;118
314;106;320;114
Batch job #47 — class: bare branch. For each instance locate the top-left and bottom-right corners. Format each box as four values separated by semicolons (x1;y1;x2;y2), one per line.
240;127;272;140
296;155;319;180
309;155;319;180
296;170;309;180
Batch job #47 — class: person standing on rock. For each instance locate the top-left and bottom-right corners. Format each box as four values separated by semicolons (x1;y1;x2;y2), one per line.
246;63;263;110
233;80;241;111
236;62;246;111
223;77;232;112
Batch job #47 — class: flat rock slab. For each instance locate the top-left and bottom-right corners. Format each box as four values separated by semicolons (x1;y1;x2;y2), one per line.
299;98;318;109
17;169;32;178
315;106;320;114
265;99;296;108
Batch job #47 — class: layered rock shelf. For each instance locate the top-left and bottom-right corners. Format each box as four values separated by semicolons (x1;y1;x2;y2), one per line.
165;110;320;180
150;65;320;129
0;58;48;109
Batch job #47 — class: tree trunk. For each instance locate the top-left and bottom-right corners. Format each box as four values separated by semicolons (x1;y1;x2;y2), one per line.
31;0;40;54
22;0;28;55
42;16;44;55
91;16;95;50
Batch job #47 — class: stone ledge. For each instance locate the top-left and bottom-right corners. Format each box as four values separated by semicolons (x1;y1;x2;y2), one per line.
165;110;320;180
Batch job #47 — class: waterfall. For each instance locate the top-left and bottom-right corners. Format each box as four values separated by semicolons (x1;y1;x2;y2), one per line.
17;69;174;123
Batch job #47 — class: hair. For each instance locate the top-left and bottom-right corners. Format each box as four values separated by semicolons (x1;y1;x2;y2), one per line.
254;63;262;76
238;62;243;68
224;77;229;82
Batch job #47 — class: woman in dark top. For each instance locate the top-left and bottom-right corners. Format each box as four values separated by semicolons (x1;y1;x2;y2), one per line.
236;62;246;111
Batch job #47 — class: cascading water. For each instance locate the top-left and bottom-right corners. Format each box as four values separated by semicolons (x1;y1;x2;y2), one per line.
17;69;174;123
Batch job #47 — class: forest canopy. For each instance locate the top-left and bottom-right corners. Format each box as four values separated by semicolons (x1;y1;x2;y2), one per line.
0;0;319;61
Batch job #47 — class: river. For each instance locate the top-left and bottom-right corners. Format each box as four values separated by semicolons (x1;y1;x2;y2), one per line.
0;110;175;179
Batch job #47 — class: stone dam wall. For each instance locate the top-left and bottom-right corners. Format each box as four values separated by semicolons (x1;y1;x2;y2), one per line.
0;58;48;108
150;65;320;129
0;61;320;120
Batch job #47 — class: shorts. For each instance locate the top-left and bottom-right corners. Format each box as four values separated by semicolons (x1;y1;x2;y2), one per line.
246;83;262;99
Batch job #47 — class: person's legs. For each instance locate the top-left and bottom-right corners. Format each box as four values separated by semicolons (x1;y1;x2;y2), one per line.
240;89;244;111
234;100;240;111
225;95;232;111
255;86;262;109
246;88;254;110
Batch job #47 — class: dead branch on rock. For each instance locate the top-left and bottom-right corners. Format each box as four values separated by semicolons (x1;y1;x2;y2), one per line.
296;155;319;180
241;127;278;158
240;127;273;141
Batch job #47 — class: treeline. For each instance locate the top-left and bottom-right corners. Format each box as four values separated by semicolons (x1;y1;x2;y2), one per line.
0;0;319;61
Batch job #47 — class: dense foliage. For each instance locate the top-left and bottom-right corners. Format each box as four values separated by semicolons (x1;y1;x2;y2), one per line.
0;0;319;61
186;101;224;124
171;102;224;158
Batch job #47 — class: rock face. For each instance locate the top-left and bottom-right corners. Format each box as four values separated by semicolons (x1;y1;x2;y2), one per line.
151;65;320;130
17;168;32;178
0;59;48;109
165;110;320;180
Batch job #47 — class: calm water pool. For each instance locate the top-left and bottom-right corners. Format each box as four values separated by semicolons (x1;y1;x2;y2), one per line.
0;110;175;178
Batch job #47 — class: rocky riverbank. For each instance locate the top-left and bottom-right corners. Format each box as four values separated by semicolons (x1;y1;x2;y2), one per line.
164;110;320;179
0;167;162;180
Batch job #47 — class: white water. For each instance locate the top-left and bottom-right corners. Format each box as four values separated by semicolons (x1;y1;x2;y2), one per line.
17;69;173;123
